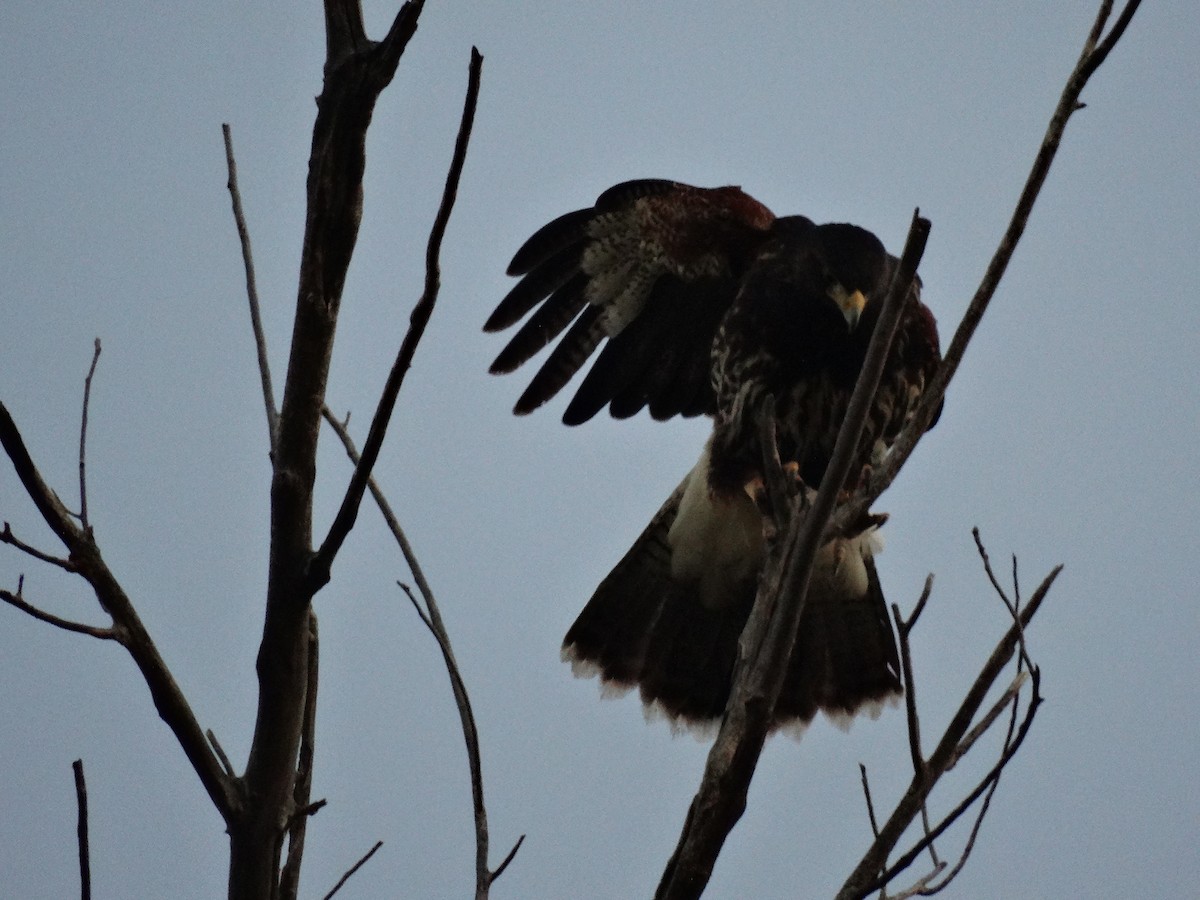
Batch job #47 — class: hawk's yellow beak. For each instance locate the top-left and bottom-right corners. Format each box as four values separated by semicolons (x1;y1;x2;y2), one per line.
829;285;867;330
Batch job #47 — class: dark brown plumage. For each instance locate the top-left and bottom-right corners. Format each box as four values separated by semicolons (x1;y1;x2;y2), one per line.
487;179;942;731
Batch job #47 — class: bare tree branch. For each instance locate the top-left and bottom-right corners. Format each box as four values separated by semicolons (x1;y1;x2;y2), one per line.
973;528;1033;671
920;662;1027;895
310;46;483;592
859;764;881;841
0;403;239;820
234;2;431;892
72;759;91;900
837;564;1059;900
223;123;278;454
207;729;237;781
656;213;931;900
279;613;320;900
323;405;522;896
78;339;101;531
322;840;384;900
875;666;1043;896
1;523;76;572
832;0;1143;534
891;594;939;870
1;586;116;640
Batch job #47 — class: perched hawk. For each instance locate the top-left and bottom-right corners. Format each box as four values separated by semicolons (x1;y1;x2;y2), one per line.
486;179;941;731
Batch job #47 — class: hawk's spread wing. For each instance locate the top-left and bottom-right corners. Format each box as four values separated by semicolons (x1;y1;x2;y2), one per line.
485;179;775;424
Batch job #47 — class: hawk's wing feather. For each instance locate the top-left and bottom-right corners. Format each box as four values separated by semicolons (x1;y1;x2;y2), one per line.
486;243;583;334
512;304;606;416
564;275;732;423
488;272;587;375
505;208;594;278
487;179;775;422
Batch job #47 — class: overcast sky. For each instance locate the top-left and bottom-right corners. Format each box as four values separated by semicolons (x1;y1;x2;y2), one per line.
2;2;1197;898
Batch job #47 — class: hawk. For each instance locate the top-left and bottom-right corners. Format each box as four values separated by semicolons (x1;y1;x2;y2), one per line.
486;179;942;731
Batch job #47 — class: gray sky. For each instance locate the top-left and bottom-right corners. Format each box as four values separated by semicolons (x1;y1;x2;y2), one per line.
2;2;1197;898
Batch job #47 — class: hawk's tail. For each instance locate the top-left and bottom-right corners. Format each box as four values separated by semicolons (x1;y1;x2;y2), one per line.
561;483;902;732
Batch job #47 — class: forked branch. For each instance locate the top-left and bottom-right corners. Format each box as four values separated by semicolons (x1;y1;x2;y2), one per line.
0;392;238;822
309;46;483;592
837;558;1059;900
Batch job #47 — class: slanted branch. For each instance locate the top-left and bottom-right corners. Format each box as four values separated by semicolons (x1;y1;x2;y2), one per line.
656;1;1141;896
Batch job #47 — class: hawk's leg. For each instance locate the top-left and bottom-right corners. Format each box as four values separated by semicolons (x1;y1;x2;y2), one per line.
744;461;809;541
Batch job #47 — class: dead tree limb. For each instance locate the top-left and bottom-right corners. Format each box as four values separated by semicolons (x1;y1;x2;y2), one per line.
223;123;279;453
228;2;430;895
836;561;1059;900
322;840;384;900
72;759;91;900
323;404;523;897
832;0;1143;533
309;44;482;592
0;403;239;822
77;339;101;531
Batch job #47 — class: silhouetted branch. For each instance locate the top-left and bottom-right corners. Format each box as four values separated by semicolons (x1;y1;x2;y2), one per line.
1;523;76;572
827;12;1145;890
78;339;101;531
72;759;91;900
323;404;521;896
858;764;881;841
236;1;433;892
223;123;278;453
207;729;237;781
279;613;321;900
310;47;483;592
973;528;1033;670
656;212;931;900
834;0;1143;531
0;403;238;821
1;584;116;640
837;561;1059;900
322;840;384;900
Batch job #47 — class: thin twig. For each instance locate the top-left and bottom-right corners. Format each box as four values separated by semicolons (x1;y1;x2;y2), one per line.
491;834;527;883
887;864;947;900
1;588;117;640
921;675;1027;896
72;759;91;900
859;764;881;840
78;339;101;532
973;529;1032;670
892;602;927;782
321;840;384;900
206;729;237;781
309;47;484;593
838;567;1058;900
953;669;1030;767
1;523;77;572
872;667;1043;894
898;574;934;636
891;595;938;870
223;123;279;453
